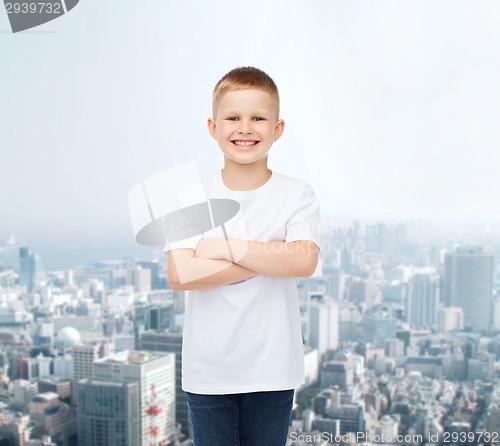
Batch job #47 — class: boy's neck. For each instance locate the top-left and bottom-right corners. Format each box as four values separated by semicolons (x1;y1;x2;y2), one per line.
221;160;272;191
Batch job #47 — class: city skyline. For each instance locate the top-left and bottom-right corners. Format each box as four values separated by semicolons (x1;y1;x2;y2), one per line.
0;221;498;445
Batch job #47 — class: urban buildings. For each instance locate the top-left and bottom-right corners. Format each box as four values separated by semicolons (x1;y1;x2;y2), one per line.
1;224;498;446
93;350;176;446
444;246;494;331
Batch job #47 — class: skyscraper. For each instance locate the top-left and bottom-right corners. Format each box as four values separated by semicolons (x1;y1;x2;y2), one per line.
140;329;188;438
133;302;175;349
406;274;439;329
487;390;500;437
326;269;345;302
19;247;36;292
329;403;365;436
93;350;176;446
137;260;161;290
72;341;114;404
363;311;397;347
308;298;339;356
443;246;494;331
77;379;140;446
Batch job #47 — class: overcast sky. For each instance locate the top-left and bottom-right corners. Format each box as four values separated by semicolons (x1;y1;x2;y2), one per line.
1;0;499;268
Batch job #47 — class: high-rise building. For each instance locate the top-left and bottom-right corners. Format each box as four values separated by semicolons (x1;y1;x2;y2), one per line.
18;356;37;380
133;302;175;348
348;279;377;306
308;298;339;356
11;379;38;408
443;246;494;331
34;320;54;347
326;269;345;302
311;417;341;436
438;307;464;333
303;346;320;388
132;266;152;293
34;354;52;379
19;247;36;292
363;311;396;347
385;338;405;358
487;393;500;436
328;403;365;436
137;260;161;290
93;350;176;446
72;342;113;382
321;361;353;390
77;379;140;446
19;246;46;291
53;353;73;379
64;269;74;288
406;274;439;329
114;335;136;352
19;246;34;291
493;297;500;331
72;341;113;404
140;329;188;438
467;352;495;382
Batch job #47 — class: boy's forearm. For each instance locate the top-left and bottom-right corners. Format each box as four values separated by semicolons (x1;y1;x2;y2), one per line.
235;239;318;277
168;254;259;291
196;238;319;278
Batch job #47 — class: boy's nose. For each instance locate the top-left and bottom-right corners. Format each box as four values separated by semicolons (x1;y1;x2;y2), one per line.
238;120;253;134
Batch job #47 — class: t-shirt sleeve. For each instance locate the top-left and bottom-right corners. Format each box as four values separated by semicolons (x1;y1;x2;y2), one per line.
285;182;321;250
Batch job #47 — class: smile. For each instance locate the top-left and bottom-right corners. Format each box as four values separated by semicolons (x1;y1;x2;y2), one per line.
232;140;259;147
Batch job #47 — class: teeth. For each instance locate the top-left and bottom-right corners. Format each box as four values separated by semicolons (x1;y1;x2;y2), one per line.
234;141;257;146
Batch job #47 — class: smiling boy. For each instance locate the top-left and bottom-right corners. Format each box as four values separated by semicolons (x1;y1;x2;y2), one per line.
165;67;321;446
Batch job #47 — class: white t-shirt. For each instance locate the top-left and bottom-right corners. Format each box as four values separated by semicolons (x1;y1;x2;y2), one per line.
164;169;321;395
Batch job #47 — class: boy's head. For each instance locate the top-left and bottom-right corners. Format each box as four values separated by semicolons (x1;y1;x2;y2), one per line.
208;67;285;168
212;66;280;119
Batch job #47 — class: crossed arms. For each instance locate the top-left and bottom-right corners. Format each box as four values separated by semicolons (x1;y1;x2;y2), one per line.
167;237;319;291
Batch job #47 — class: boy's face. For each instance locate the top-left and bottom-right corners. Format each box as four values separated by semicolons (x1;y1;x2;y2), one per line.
208;88;284;167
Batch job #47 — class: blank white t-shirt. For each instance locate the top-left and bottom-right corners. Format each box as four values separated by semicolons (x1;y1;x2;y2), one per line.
164;169;321;395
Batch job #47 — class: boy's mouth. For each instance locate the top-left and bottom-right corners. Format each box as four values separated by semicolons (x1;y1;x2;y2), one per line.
231;140;260;149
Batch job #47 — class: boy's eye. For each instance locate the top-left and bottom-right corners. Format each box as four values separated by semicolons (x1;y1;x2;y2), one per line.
226;117;238;121
253;117;265;121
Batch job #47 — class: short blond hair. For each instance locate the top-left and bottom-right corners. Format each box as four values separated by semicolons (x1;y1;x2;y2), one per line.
212;66;280;118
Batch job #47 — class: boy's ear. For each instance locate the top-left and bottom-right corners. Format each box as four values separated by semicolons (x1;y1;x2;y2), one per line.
273;119;285;142
207;117;218;140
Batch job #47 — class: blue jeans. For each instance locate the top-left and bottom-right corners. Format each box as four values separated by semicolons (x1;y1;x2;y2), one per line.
185;389;294;446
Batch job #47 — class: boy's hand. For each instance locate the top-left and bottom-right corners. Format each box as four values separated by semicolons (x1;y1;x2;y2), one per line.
195;237;248;262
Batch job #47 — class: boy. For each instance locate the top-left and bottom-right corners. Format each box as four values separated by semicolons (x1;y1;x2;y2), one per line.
165;67;321;446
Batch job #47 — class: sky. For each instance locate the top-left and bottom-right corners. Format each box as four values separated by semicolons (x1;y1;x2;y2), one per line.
1;0;500;269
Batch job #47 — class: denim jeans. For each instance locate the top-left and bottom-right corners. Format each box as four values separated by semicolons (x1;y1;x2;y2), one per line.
185;389;295;446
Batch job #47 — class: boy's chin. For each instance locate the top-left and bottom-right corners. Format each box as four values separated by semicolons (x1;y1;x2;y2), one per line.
223;156;269;167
